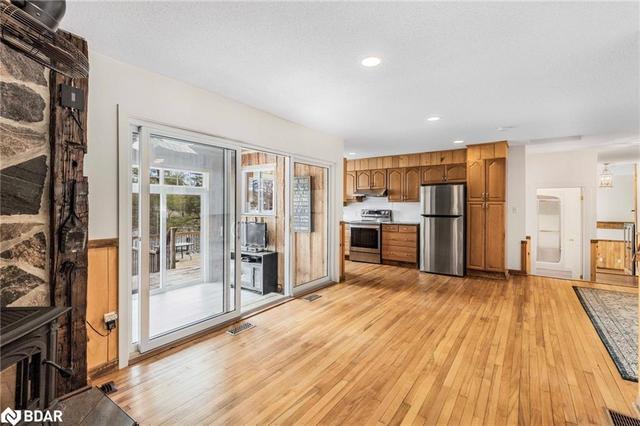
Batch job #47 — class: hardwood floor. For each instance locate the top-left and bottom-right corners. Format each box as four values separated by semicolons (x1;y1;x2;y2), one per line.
97;261;638;425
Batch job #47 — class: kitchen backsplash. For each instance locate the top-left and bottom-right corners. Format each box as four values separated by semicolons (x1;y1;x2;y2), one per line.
343;197;421;222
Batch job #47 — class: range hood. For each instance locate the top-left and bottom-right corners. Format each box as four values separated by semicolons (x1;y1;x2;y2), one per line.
353;188;387;197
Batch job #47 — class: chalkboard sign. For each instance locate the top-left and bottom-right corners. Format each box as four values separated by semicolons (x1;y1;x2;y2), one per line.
293;176;312;232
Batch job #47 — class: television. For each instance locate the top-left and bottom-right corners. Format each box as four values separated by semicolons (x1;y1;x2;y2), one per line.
241;222;267;249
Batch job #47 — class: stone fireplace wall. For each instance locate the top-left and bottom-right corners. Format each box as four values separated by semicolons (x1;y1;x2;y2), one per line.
0;43;51;307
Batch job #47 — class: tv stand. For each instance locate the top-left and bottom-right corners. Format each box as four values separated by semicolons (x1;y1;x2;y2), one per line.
238;251;277;295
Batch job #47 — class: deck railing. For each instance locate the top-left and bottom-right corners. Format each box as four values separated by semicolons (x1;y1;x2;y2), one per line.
132;228;201;275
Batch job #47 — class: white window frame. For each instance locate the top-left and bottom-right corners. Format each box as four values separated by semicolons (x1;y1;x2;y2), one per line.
242;164;276;216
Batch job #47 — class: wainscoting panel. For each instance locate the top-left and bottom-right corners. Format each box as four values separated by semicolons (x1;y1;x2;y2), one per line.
87;240;118;375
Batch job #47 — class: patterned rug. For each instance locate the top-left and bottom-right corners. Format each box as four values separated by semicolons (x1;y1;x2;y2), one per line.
573;286;638;382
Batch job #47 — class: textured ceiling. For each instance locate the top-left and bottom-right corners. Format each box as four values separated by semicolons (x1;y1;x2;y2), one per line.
63;1;639;156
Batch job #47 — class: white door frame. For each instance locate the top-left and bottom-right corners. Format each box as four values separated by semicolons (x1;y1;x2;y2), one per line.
289;157;335;295
117;106;339;367
118;111;243;364
534;186;584;279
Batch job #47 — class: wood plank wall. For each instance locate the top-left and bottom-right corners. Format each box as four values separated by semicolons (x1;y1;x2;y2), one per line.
86;239;118;376
293;163;327;286
241;151;286;290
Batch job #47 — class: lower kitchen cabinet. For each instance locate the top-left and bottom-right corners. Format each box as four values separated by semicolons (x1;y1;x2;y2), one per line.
467;201;505;272
382;224;418;264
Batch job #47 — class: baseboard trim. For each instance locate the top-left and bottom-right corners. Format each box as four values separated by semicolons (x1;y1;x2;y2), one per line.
88;360;118;381
467;269;509;280
88;238;118;248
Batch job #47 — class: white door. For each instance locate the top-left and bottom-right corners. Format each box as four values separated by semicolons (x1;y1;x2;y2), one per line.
131;124;241;353
536;187;583;279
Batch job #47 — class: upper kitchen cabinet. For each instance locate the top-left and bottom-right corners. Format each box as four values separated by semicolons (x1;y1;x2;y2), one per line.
404;167;421;201
467;141;508;161
371;169;387;190
485;158;506;202
421;165;445;184
467;159;485;202
387;168;403;202
355;169;386;191
356;170;371;190
344;170;357;202
445;163;466;182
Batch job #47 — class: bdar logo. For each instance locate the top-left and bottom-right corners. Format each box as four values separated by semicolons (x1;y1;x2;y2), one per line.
0;407;21;426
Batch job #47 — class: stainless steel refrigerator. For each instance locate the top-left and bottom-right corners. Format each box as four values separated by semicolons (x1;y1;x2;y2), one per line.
420;184;465;276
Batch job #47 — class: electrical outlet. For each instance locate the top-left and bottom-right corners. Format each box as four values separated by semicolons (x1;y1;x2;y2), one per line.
104;312;118;331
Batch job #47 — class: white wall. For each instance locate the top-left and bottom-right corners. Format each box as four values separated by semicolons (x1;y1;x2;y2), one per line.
506;145;527;270
525;149;598;280
596;163;635;222
343;198;421;223
86;51;344;240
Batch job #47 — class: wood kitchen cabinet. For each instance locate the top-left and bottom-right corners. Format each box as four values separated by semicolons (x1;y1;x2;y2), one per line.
404;167;421;201
485;202;506;271
382;224;418;264
421;165;445;184
467;202;486;269
466;158;505;202
356;169;386;191
466;141;508;274
387;168;404;202
386;168;420;202
356;170;371;191
344;171;356;201
485;159;506;201
467;202;505;272
371;169;387;190
421;163;466;184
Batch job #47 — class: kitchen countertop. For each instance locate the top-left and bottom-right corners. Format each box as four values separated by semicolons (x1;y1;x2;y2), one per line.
341;220;420;226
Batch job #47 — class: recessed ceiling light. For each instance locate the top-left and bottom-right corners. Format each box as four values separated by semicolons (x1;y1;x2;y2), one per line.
361;57;381;67
427;116;441;122
348;152;356;155
453;140;464;144
497;126;515;131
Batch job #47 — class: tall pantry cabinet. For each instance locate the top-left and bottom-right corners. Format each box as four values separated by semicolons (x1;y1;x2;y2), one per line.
466;141;508;275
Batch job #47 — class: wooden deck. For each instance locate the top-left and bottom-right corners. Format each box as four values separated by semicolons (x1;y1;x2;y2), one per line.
100;261;637;425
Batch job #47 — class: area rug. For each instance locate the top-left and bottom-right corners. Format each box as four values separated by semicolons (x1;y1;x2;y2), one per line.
573;286;637;382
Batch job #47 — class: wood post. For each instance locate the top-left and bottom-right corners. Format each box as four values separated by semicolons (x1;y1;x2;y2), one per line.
339;222;345;282
49;31;89;395
168;227;177;269
590;239;598;282
520;236;531;274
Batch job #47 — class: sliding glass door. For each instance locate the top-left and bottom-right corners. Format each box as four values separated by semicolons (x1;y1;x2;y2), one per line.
131;125;239;352
290;161;330;291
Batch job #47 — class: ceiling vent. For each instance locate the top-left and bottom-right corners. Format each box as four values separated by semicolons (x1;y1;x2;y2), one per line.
0;0;89;78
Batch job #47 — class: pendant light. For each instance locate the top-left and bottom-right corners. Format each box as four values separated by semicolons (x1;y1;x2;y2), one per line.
599;163;613;188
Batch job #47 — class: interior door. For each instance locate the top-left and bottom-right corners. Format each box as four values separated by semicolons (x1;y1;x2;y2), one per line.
136;126;240;353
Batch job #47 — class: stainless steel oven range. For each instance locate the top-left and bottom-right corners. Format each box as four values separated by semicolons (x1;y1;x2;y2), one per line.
349;209;391;264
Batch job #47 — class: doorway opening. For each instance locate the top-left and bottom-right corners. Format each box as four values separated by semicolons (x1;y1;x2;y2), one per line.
592;162;638;287
535;187;583;280
239;149;289;311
